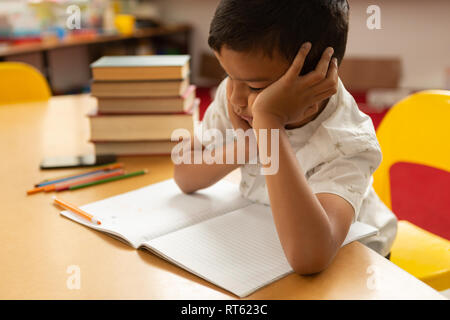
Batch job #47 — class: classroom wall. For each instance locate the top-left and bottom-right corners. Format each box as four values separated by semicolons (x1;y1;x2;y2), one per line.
153;0;219;86
346;0;450;89
154;0;450;89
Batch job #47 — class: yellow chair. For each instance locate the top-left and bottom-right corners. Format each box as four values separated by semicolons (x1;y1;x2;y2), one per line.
373;90;450;291
0;62;51;105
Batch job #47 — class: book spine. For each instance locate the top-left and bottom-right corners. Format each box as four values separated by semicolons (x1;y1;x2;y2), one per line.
88;110;194;117
95;111;191;116
90;139;177;143
93;152;172;157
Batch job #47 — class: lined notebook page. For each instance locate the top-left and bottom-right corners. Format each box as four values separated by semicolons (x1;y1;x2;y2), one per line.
144;203;378;298
60;179;251;248
145;203;290;297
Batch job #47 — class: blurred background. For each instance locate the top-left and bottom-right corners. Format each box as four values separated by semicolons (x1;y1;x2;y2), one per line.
0;0;449;296
1;0;449;95
0;0;191;94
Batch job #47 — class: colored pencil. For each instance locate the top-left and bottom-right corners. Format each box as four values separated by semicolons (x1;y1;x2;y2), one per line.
69;169;147;190
42;170;112;193
53;197;101;225
37;162;123;184
27;185;47;195
45;169;125;192
36;163;123;187
27;166;124;195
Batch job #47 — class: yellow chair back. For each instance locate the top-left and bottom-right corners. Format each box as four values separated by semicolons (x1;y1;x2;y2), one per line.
0;62;51;105
373;90;450;291
373;90;450;209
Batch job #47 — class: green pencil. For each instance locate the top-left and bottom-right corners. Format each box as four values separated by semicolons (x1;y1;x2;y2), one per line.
69;169;147;190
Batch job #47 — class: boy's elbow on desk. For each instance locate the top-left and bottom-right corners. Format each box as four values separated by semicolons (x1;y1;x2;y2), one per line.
174;165;197;194
173;163;214;194
289;254;333;276
174;181;196;194
285;244;335;276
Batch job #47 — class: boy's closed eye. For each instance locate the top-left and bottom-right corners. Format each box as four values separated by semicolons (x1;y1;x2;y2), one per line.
248;86;265;92
225;73;268;93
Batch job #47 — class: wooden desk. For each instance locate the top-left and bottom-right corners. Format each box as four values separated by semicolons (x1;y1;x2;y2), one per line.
0;95;444;299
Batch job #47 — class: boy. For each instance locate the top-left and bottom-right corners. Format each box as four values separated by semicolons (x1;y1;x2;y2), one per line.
174;0;397;275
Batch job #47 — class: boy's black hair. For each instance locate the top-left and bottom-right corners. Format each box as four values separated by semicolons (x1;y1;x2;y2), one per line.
208;0;349;75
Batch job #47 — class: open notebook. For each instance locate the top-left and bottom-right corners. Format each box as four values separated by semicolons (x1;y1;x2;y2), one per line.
59;179;378;297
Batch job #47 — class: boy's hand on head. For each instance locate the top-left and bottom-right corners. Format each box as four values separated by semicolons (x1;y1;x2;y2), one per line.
252;43;338;128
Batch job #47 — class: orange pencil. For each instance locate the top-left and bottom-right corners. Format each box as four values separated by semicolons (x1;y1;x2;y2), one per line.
53;197;101;225
27;186;47;195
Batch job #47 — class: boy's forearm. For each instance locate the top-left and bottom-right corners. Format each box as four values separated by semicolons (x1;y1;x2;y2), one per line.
174;140;250;193
253;115;338;274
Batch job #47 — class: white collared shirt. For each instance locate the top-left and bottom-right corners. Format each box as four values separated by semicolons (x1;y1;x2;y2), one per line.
200;77;397;257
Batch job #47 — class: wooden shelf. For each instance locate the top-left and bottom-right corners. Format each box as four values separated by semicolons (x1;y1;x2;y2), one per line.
0;23;192;95
0;24;191;57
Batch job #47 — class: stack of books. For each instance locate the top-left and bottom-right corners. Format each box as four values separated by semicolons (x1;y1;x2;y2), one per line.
89;55;197;156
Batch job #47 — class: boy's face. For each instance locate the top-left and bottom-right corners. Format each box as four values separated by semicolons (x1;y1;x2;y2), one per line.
214;46;290;126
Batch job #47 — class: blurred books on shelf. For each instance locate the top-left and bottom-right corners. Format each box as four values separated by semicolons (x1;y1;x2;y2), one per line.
89;54;197;156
